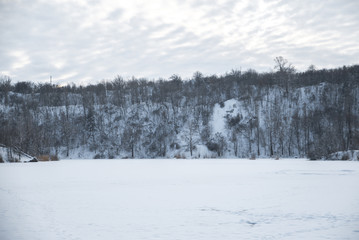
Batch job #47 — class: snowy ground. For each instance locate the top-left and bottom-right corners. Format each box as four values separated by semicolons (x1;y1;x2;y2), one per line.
1;159;359;240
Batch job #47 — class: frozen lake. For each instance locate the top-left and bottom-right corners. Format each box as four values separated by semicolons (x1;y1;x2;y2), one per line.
1;159;359;240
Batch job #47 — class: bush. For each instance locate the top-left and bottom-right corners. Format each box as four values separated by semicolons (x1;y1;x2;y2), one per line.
341;153;350;161
250;153;256;160
170;142;180;150
174;154;186;159
93;153;105;159
0;154;3;163
37;155;50;161
227;114;241;127
203;154;217;159
206;141;219;152
307;151;320;160
37;155;58;161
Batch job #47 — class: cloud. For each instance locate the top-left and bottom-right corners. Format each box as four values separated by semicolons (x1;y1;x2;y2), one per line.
0;0;358;84
9;50;31;70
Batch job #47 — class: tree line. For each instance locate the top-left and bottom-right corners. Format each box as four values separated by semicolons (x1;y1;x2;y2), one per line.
1;59;358;160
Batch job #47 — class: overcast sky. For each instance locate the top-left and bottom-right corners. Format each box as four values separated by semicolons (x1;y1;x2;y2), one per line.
0;0;358;84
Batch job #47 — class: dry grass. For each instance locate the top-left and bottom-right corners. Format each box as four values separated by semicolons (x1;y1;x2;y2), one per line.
37;155;59;161
174;154;186;159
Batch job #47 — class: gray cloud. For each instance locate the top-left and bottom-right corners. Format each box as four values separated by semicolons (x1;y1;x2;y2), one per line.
0;0;358;84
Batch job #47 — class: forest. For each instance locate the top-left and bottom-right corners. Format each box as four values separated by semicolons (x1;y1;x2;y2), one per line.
1;58;359;160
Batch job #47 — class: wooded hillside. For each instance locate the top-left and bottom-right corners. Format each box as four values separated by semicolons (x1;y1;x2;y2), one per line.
1;63;358;159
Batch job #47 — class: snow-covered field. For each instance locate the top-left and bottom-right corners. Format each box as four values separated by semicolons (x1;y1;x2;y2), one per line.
1;159;359;240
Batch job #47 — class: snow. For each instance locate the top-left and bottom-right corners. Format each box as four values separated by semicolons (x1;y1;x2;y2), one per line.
1;159;359;240
0;146;33;163
328;150;359;161
211;99;242;135
0;146;8;162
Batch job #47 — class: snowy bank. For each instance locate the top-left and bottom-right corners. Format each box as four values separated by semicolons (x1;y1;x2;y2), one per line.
327;150;359;161
0;144;36;163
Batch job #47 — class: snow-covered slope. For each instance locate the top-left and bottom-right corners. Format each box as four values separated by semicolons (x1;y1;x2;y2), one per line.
0;146;8;162
211;99;243;135
328;150;359;161
0;145;34;162
1;68;358;160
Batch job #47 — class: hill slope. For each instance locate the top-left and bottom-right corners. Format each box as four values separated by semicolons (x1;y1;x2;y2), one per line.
1;65;358;159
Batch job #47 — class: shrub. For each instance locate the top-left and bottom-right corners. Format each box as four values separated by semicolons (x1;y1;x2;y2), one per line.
93;153;105;159
250;153;256;160
37;155;59;161
307;151;320;160
170;142;180;150
341;153;350;161
227;114;241;127
39;155;49;161
0;154;3;163
206;141;219;152
37;155;49;161
174;154;186;159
